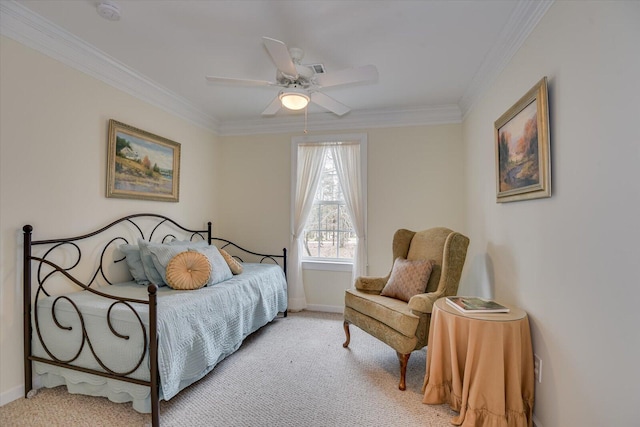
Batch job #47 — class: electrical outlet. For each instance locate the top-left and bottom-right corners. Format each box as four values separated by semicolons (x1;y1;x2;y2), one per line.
534;354;542;383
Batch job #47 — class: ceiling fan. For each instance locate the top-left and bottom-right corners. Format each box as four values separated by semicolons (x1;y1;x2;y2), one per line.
205;37;378;117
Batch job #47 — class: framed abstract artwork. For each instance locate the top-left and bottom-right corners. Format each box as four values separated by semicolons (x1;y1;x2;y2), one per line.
106;120;181;202
494;77;551;203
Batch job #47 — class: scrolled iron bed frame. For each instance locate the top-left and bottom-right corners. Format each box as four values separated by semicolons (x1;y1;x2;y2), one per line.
23;213;287;426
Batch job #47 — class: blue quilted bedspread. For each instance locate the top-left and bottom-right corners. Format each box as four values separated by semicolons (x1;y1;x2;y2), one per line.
33;263;287;411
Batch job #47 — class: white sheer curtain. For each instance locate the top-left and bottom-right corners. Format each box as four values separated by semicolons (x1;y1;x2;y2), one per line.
330;143;366;285
289;144;328;311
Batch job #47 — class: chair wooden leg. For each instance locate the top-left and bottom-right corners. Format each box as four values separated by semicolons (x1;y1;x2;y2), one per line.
397;352;410;391
343;321;351;348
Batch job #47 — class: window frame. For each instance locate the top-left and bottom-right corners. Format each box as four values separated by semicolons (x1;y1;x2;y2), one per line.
291;133;367;272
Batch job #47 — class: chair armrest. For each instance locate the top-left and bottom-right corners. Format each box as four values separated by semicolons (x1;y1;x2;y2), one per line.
354;276;387;294
408;292;441;314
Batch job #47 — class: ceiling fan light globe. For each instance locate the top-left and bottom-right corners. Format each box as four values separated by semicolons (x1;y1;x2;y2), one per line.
280;92;310;110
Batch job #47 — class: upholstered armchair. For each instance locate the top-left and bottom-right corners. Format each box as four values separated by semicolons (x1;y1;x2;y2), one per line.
343;227;469;390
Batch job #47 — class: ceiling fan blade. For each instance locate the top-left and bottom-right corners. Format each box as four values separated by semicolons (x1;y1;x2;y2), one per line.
310;92;351;116
206;76;274;87
262;96;282;116
262;37;298;79
315;64;378;89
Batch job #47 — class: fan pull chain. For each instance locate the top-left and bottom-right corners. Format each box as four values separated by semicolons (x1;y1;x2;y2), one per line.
304;106;308;134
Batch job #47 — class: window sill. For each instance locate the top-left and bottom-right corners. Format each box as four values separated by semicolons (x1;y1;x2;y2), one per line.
302;260;353;272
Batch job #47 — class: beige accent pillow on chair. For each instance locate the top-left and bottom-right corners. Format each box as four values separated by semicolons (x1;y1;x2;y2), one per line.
380;257;434;302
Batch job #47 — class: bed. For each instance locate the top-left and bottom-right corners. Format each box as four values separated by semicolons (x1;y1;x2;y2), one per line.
22;214;288;426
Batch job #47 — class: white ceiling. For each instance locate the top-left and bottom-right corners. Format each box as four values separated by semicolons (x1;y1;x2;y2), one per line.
2;0;552;134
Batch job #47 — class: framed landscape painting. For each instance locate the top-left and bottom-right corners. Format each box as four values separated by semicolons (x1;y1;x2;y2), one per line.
106;120;180;202
494;77;551;203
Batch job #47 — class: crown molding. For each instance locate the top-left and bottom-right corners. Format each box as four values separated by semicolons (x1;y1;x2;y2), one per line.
0;1;219;132
459;0;554;118
1;0;553;136
217;105;462;136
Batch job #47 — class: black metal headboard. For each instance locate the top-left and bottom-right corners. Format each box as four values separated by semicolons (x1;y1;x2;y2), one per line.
24;213;210;291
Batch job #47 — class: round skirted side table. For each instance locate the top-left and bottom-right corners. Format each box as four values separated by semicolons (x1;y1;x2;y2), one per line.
422;298;535;427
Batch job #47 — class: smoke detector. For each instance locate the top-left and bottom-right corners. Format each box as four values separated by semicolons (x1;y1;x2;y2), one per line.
97;1;121;21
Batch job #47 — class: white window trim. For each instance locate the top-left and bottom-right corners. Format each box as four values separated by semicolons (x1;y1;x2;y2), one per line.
291;133;368;272
301;260;353;272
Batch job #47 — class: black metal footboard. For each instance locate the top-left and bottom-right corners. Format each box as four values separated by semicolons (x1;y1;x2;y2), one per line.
22;213;287;427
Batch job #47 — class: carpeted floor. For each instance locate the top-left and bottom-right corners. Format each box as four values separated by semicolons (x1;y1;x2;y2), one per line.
0;311;457;426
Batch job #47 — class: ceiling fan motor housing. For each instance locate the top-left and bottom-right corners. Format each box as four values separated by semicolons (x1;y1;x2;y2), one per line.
276;65;314;87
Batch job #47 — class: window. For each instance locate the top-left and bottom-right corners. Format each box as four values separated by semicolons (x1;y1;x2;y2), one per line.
303;150;356;261
291;133;367;273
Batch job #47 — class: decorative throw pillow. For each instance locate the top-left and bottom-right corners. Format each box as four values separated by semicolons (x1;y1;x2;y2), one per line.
219;249;243;275
380;257;435;302
165;251;211;290
139;239;211;286
195;245;233;285
137;239;166;286
118;244;149;285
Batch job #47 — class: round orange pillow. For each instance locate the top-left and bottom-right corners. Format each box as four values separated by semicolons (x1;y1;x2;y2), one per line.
165;251;211;290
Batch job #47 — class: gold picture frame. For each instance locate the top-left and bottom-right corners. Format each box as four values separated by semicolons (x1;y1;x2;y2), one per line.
106;120;180;202
495;77;551;203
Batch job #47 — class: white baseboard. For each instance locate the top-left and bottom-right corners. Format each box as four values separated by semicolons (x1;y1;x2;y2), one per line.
533;414;543;427
306;304;344;314
0;384;23;407
0;376;42;407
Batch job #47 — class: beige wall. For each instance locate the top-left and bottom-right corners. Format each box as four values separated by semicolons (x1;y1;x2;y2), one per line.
461;2;640;426
219;124;465;310
0;36;220;403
